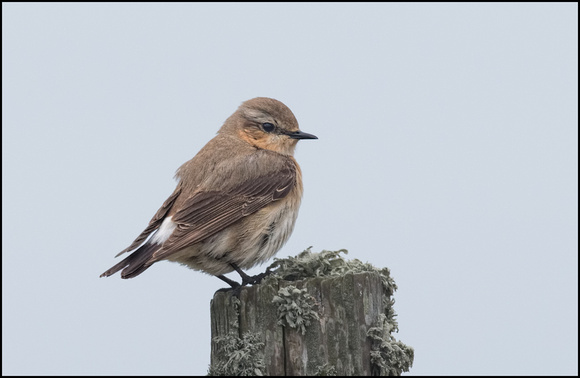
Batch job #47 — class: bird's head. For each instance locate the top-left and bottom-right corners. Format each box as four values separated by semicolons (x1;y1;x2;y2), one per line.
220;97;317;156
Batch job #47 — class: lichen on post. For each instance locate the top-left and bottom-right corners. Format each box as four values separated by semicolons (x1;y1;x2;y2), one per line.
208;248;414;376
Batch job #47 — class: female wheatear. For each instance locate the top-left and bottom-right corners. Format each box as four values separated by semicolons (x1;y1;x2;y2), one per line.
100;97;317;287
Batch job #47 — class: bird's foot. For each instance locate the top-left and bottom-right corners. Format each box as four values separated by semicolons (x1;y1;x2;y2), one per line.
231;264;273;286
215;266;273;297
245;267;273;285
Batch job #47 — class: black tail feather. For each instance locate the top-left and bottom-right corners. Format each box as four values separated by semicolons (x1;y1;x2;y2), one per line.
100;243;157;279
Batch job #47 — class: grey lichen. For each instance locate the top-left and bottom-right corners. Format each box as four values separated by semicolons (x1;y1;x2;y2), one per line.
266;247;397;297
272;284;319;335
265;247;351;280
208;332;265;376
313;363;337;376
367;314;414;376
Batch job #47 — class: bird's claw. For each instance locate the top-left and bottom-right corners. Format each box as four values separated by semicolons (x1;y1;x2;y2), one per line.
243;267;273;285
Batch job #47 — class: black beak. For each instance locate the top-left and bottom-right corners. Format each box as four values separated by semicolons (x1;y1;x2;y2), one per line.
288;130;318;140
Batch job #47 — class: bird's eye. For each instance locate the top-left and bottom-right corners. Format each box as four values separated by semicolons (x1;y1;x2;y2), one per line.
262;123;275;133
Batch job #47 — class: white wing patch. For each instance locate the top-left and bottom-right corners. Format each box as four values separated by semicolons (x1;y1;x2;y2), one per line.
150;216;177;245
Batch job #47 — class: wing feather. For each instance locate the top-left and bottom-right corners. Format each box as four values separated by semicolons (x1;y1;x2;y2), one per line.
150;162;296;262
115;183;182;257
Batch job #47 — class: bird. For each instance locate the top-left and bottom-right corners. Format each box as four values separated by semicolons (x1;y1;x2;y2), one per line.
100;97;317;288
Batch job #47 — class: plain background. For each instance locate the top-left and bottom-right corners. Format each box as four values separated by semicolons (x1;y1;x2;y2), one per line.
2;3;577;375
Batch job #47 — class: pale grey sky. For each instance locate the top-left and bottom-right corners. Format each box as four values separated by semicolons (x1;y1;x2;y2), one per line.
2;2;577;375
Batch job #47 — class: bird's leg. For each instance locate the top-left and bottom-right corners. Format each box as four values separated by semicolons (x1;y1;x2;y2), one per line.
230;263;253;285
215;275;243;297
230;263;273;286
216;274;241;288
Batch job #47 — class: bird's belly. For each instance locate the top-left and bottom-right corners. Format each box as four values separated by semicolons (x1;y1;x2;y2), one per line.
167;199;300;276
236;201;299;268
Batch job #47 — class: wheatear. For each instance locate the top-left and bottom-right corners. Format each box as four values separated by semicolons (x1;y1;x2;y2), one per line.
100;97;317;287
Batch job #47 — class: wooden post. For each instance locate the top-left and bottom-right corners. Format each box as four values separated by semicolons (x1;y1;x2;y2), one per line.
208;249;414;376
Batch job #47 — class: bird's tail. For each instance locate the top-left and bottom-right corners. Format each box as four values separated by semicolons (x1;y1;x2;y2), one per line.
100;242;157;279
